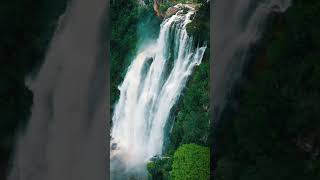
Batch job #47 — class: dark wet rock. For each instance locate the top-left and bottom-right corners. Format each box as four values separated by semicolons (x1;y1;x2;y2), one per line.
111;143;118;150
165;6;180;18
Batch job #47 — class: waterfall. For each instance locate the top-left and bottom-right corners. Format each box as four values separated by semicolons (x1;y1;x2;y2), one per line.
110;5;206;177
7;0;108;180
212;0;292;119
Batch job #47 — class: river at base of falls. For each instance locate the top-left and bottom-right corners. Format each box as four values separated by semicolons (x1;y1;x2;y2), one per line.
110;4;206;179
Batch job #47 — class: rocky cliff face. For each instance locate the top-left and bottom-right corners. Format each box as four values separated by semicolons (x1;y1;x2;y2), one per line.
153;0;199;18
165;4;197;18
153;0;162;17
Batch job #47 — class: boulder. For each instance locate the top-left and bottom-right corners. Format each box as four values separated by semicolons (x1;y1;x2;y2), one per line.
164;6;180;18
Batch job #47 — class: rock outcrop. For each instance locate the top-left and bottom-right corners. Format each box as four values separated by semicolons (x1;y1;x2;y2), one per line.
164;6;180;18
153;0;163;17
153;1;198;19
164;4;197;18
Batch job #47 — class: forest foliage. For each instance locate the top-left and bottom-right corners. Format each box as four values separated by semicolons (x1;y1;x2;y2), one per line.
146;1;211;179
110;0;210;179
110;0;161;106
170;144;210;180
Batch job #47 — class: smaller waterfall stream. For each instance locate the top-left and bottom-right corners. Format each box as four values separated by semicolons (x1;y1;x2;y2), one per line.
111;4;206;177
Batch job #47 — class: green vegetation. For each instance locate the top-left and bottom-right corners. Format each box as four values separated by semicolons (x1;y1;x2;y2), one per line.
171;144;210;180
167;0;210;150
186;2;210;43
215;0;320;179
147;156;173;179
168;2;211;156
110;0;140;105
110;0;161;106
168;54;210;150
0;0;68;178
110;1;210;179
147;1;211;179
159;2;175;13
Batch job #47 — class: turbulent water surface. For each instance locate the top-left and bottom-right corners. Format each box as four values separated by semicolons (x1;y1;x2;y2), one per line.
111;4;206;178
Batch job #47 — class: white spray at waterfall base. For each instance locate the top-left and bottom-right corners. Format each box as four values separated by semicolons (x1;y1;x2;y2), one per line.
110;5;206;174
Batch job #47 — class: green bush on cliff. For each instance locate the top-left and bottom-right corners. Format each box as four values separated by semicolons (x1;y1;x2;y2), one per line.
168;54;210;151
147;157;172;180
186;1;210;43
159;2;175;13
170;144;210;180
110;0;161;106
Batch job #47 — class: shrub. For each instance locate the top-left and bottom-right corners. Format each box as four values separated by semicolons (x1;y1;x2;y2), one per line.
171;144;210;180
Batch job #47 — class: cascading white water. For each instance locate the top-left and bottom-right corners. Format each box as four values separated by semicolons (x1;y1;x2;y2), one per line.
110;4;206;175
7;0;108;180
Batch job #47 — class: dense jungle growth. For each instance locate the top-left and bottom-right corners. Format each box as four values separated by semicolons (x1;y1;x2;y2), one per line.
110;0;210;179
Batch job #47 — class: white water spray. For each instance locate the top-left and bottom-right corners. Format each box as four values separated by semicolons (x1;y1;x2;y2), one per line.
110;5;206;174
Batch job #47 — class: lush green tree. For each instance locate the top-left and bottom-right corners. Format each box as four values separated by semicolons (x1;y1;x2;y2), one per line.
147;157;172;180
171;144;210;180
